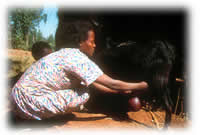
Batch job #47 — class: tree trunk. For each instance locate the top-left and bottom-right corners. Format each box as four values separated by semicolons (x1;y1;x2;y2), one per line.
32;33;35;43
25;32;29;49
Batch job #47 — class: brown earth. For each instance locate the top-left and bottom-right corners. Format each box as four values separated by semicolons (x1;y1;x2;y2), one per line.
50;109;189;130
7;49;35;78
9;108;190;131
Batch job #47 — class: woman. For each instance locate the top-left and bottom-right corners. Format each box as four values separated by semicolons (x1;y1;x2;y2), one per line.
10;22;148;120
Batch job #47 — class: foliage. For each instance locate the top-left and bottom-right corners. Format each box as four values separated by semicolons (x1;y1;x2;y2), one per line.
46;34;55;50
36;29;46;41
8;8;47;50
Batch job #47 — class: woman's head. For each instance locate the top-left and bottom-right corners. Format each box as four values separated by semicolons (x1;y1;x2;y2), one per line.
77;22;94;43
79;30;96;57
74;22;96;56
56;21;95;52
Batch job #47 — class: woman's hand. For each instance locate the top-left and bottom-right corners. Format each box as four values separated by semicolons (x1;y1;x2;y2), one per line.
128;81;149;96
138;81;149;90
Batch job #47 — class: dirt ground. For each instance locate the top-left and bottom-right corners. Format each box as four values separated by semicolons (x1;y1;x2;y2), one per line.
8;108;190;131
53;110;189;129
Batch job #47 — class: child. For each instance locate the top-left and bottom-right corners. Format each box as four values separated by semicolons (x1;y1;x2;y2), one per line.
31;41;53;61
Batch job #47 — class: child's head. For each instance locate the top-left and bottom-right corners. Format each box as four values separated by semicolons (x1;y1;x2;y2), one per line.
31;41;53;60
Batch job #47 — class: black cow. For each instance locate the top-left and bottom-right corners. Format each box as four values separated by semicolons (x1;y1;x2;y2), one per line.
85;40;176;129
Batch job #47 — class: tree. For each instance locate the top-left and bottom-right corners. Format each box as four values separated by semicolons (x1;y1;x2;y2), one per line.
28;29;36;48
47;34;55;50
9;8;47;50
36;29;45;42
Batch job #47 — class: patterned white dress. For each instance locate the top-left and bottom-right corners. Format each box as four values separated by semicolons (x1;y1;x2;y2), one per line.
11;48;103;120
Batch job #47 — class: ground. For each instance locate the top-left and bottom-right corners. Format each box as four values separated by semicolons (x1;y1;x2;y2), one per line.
51;109;189;129
9;109;190;131
7;49;190;131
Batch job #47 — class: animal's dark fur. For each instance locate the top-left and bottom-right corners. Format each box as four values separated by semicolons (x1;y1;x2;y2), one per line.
86;40;176;128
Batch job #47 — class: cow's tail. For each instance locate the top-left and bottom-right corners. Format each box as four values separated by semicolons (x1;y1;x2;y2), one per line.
152;69;174;129
162;87;173;129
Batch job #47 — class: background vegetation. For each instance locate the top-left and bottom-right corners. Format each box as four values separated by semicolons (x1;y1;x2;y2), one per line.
8;8;55;50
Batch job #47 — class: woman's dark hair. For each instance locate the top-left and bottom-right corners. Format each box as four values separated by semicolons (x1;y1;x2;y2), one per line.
77;21;94;43
55;20;94;49
31;41;52;60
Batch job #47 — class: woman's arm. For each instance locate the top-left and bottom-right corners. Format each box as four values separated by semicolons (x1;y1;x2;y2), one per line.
91;82;132;94
94;74;148;93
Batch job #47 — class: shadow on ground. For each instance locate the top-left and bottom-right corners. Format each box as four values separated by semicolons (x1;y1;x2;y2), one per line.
8;111;107;129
